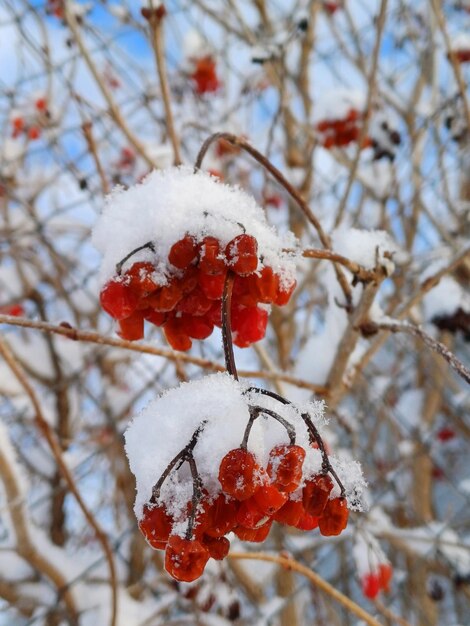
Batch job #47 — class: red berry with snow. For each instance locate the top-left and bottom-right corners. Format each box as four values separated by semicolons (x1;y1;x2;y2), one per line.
267;444;306;493
302;474;334;517
318;497;349;536
165;535;210;582
218;448;259;501
225;234;258;275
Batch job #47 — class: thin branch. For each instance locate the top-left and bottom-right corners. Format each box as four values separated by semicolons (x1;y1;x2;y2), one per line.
0;315;327;394
222;271;238;379
228;552;383;626
366;319;470;385
0;336;118;626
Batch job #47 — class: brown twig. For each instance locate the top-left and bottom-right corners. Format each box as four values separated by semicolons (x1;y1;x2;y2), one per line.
222;271;238;379
0;335;119;626
81;121;110;194
364;319;470;385
228;552;383;626
0;315;327;394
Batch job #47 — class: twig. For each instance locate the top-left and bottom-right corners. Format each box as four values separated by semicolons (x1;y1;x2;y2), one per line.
301;248;379;283
147;11;182;165
366;319;470;385
194;132;353;305
228;552;383;626
0;335;119;626
222;271;238;379
0;316;327;394
81;121;109;194
0;432;78;623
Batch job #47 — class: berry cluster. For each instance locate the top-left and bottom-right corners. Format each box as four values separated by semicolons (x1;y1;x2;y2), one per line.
362;563;393;600
136;386;349;583
316;108;371;149
190;56;221;95
99;232;296;350
11;97;48;141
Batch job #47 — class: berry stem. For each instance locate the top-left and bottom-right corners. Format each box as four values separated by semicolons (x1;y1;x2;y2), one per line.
246;386;345;496
186;454;204;540
242;405;296;449
150;421;207;504
115;241;155;275
222;270;238;380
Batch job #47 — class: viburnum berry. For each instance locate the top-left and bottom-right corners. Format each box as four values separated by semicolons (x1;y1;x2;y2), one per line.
218;448;259;500
202;535;230;560
139;504;173;549
205;494;239;538
117;311;145;341
302;474;334;517
177;288;212;316
236;497;270;529
169;234;198;269
225;234;258;275
28;126;41;140
252;483;288;516
267;444;306;493
153;282;182;312
198;236;226;275
231;305;268;348
165;535;210;582
296;511;319;531
191;56;221;95
362;572;381;599
163;317;192;351
100;279;139;320
143;308;167;327
273;499;304;526
199;271;226;300
234;519;272;542
274;276;297;306
255;267;278;304
318;497;349;536
378;563;393;592
180;314;213;340
126;262;159;296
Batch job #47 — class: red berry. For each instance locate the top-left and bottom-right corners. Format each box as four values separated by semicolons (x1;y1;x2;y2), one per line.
225;234;258;275
117;311;144;340
199;271;226;300
180;314;213;340
252;483;288;515
169;235;198;269
236;498;270;529
153;282;182;312
175;265;199;295
202;534;230;560
100;279;139;320
207;301;222;327
198;236;226;275
12;116;24;131
362;572;381;599
163;318;192;351
318;497;349;536
296;511;319;530
165;535;210;582
218;449;259;501
255;267;278;303
273;499;304;526
274;275;296;306
205;494;239;538
35;97;47;111
302;474;334;517
143;308;167;327
267;444;306;493
126;262;159;296
28;126;41;140
177;288;212;316
231;305;268;348
139;504;173;549
378;563;393;592
234;519;272;542
191;56;221;95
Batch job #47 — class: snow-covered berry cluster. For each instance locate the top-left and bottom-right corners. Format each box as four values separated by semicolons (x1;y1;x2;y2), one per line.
314;90;370;150
125;374;365;582
94;167;297;351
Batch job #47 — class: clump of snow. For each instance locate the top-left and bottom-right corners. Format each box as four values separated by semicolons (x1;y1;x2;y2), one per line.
313;89;366;124
93;166;298;286
332;226;398;272
422;276;470;321
124;373;366;522
450;33;470;52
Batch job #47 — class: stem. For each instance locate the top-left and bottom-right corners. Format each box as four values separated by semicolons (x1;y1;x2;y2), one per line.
115;241;155;275
247;406;296;446
222;271;238;380
186;454;203;540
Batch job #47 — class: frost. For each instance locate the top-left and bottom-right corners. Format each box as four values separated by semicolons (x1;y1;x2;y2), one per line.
93;166;298;286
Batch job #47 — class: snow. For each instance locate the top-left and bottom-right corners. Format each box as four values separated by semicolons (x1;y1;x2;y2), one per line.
125;373;366;524
313;88;366;123
331;226;398;272
450;32;470;52
422;276;470;321
93;166;298;287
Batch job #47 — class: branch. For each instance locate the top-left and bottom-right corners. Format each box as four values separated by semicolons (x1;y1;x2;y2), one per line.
0;315;327;395
0;336;119;626
228;552;383;626
363;319;470;385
